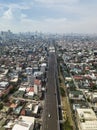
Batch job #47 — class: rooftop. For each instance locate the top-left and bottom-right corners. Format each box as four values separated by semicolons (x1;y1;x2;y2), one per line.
77;108;97;121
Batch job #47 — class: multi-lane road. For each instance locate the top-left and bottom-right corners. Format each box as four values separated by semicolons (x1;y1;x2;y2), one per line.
42;52;60;130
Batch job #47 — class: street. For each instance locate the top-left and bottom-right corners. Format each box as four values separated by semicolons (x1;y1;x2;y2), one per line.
42;52;60;130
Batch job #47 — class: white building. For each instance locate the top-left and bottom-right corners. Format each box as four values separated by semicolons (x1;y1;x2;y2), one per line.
26;67;33;75
27;74;34;86
10;76;18;83
12;116;35;130
34;84;39;95
34;79;42;94
76;108;97;130
26;91;34;99
34;71;43;77
40;63;47;73
0;81;9;89
33;105;39;114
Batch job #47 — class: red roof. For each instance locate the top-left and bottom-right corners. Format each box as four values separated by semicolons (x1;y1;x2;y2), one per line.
0;85;13;97
73;76;83;80
29;87;34;92
20;109;26;116
34;79;41;86
26;87;34;92
84;76;91;80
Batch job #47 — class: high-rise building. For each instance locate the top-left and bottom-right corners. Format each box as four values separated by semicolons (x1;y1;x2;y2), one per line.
27;74;34;86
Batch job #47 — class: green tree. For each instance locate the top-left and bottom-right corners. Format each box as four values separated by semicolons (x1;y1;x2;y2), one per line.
0;103;3;110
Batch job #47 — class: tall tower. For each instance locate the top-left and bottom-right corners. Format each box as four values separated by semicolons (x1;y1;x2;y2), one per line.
26;67;34;86
27;74;34;86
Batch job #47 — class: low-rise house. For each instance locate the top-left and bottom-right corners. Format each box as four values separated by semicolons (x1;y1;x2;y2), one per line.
23;103;33;116
10;100;20;110
12;116;35;130
76;108;97;130
26;92;34;99
10;76;18;83
69;90;84;100
0;81;13;98
89;92;97;111
13;106;23;115
13;90;25;98
33;71;43;78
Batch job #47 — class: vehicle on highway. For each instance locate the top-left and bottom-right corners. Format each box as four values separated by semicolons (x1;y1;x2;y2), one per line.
48;114;51;118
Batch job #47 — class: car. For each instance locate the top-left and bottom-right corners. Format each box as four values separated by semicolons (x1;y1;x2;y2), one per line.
48;114;51;118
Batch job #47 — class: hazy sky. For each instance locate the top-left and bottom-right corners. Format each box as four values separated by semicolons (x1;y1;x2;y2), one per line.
0;0;97;33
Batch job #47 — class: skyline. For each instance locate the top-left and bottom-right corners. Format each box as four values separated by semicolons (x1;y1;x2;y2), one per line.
0;0;97;33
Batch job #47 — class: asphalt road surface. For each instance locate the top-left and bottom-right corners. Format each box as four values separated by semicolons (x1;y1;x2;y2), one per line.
43;52;60;130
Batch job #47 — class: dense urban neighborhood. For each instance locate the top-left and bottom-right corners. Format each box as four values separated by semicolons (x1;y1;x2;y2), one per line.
0;31;97;130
